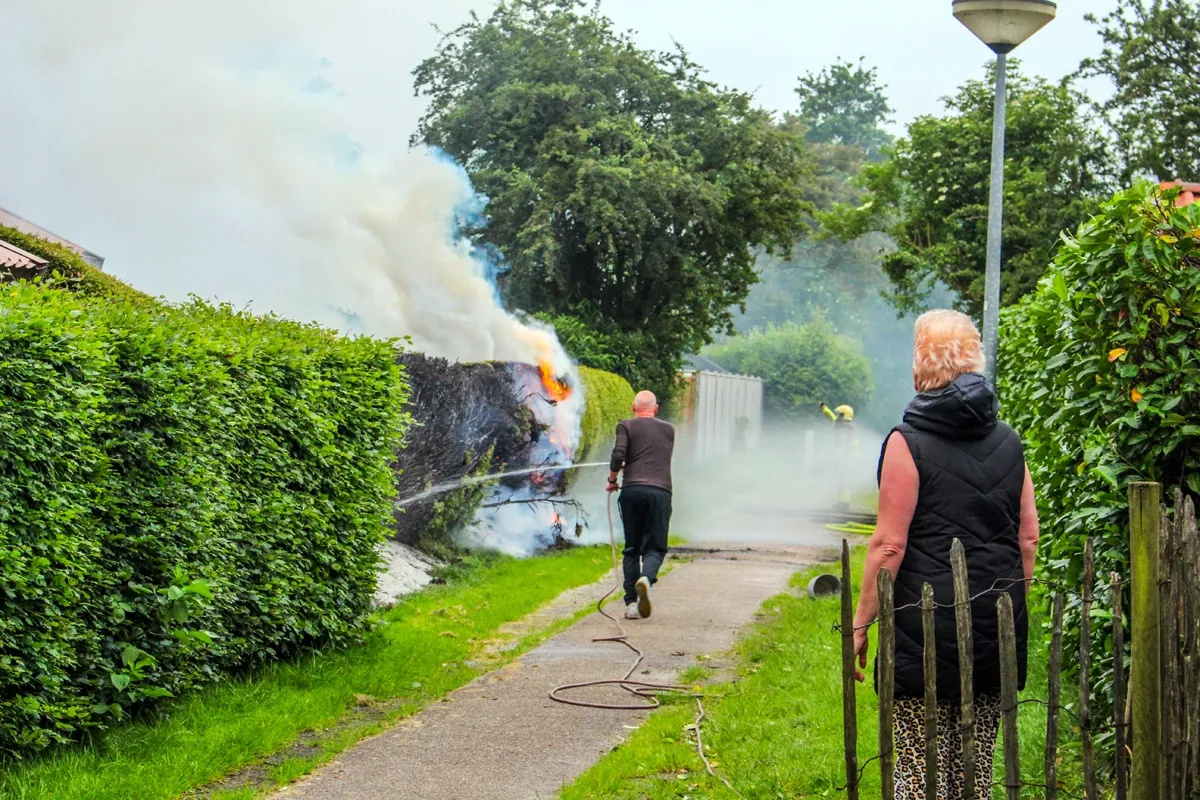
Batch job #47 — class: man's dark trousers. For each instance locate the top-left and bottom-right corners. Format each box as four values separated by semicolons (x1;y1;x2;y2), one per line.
618;484;672;605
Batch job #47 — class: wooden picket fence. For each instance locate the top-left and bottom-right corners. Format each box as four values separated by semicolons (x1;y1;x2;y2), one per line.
838;481;1200;800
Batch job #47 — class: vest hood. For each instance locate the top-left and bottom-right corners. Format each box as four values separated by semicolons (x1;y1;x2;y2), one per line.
903;372;999;441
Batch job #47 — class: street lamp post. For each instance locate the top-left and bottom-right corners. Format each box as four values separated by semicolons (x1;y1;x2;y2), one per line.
952;0;1056;384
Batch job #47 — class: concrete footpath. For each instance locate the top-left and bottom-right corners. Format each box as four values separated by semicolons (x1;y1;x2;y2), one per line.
275;545;830;800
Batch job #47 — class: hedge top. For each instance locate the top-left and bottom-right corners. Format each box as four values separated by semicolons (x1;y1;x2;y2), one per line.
0;224;155;305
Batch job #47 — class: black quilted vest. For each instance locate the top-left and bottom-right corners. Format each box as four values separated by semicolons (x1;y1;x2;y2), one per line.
878;373;1028;700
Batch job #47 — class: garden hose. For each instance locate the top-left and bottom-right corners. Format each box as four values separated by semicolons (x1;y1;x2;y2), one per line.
548;492;689;709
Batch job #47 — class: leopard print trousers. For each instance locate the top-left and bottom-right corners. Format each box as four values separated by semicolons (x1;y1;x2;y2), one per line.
893;692;1001;799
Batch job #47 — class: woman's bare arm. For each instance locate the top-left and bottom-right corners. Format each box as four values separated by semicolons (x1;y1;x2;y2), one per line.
1019;465;1039;582
853;432;919;633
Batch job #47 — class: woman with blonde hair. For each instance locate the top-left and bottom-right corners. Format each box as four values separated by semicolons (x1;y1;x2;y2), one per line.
852;310;1040;798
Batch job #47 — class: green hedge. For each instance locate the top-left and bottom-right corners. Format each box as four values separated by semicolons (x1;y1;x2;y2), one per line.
0;283;408;755
998;181;1200;756
578;366;634;463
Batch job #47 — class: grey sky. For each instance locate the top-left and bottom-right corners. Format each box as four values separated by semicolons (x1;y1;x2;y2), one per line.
0;1;1119;295
345;0;1118;148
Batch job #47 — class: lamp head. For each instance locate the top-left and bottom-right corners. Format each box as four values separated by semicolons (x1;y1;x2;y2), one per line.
952;0;1057;54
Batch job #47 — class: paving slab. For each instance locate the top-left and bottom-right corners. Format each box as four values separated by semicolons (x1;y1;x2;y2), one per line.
276;546;829;800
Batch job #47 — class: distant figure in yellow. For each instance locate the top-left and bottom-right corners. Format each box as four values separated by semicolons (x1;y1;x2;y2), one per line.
819;401;857;509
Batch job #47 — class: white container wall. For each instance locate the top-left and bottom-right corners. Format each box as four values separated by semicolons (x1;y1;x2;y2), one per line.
685;371;763;463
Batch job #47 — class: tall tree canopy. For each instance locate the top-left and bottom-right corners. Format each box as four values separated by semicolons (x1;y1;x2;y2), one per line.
823;64;1112;317
412;0;812;397
740;59;916;428
1079;0;1200;183
794;58;894;161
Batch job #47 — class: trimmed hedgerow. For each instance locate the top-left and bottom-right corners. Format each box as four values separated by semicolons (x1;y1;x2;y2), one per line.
0;283;408;755
999;181;1200;758
578;366;634;463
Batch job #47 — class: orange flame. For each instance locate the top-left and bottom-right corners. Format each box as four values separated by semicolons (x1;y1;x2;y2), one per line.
538;359;571;403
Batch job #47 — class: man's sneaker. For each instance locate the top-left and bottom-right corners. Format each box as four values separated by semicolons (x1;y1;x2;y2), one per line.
635;576;652;619
625;603;641;620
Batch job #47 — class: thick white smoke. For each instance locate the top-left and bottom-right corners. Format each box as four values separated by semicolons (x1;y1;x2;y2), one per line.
0;0;568;370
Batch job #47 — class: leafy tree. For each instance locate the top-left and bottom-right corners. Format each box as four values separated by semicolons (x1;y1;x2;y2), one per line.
703;321;873;423
532;311;618;372
736;60;916;428
412;0;812;398
823;64;1113;317
795;58;894;161
1079;0;1200;183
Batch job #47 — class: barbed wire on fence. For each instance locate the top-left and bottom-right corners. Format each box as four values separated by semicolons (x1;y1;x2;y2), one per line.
830;575;1095;636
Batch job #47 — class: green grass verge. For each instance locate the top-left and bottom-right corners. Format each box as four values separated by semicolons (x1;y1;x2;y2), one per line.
561;551;1086;799
0;547;612;800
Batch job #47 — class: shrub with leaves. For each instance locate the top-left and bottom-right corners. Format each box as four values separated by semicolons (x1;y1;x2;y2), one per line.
0;283;407;755
999;181;1200;758
577;366;635;463
703;320;873;422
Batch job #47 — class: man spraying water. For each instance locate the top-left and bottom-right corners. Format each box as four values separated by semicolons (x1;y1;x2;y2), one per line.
607;390;675;621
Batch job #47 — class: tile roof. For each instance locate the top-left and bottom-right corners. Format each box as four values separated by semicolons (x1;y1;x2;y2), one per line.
0;237;49;274
0;207;105;269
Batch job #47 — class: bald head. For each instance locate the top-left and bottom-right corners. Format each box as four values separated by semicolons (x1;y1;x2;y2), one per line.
632;390;658;418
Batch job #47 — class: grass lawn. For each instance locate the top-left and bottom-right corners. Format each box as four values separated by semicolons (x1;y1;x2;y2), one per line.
561;550;1087;799
0;547;613;800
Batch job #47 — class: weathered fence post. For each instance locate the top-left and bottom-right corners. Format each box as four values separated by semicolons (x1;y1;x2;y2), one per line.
1080;538;1097;800
1163;499;1180;800
1044;593;1065;800
997;592;1020;800
1130;481;1162;800
840;540;860;800
1181;497;1199;797
878;569;896;800
950;539;976;800
1112;572;1128;800
921;583;938;800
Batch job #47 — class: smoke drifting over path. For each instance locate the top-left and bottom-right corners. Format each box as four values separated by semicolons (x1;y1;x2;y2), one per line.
0;0;562;368
565;423;883;551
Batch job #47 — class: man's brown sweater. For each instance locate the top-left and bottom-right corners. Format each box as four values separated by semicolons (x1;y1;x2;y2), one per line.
609;417;675;494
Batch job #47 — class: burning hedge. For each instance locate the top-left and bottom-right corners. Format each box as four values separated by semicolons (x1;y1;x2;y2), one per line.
392;354;617;555
390;354;545;551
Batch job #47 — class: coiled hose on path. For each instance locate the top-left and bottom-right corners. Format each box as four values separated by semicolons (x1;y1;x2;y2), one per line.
548;492;689;709
548;493;739;794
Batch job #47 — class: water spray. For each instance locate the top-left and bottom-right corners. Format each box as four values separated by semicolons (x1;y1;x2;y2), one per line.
394;462;607;508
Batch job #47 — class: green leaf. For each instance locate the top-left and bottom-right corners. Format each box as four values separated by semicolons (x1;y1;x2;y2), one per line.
110;674;131;692
121;646;141;668
1052;271;1069;302
1094;465;1120;490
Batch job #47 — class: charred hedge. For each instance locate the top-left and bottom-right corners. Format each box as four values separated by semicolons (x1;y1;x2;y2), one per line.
392;354;543;552
0;283;407;755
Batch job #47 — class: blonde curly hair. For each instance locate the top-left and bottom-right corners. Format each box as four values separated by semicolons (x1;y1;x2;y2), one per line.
913;310;986;393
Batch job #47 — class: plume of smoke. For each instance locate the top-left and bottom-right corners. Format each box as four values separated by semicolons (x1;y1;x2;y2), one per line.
0;0;568;372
